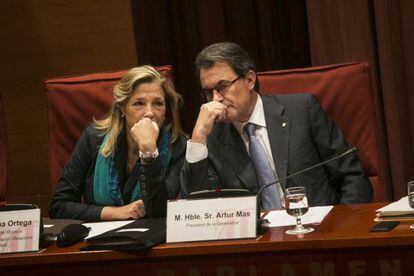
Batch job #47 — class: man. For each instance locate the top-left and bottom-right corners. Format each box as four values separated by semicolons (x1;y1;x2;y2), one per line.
181;42;372;209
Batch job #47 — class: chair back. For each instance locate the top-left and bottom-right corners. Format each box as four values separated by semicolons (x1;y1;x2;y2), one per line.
45;66;173;189
0;92;9;205
258;62;389;202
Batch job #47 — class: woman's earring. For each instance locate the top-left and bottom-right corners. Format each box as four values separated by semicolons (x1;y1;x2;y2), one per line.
121;113;125;118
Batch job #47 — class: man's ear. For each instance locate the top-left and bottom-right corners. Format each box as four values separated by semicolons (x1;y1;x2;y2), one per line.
246;70;256;91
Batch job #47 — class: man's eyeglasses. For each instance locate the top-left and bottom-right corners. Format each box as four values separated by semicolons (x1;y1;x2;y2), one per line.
201;76;241;101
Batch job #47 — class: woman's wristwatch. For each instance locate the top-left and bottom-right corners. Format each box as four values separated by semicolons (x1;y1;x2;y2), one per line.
139;148;159;163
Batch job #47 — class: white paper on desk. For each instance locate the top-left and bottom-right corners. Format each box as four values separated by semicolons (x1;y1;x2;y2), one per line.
264;206;333;227
376;196;414;215
116;228;149;233
83;220;134;239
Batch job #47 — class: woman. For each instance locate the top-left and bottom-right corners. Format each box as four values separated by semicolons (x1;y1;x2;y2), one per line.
49;66;186;221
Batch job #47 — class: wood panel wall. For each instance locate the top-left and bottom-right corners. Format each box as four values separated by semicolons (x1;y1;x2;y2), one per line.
0;0;137;214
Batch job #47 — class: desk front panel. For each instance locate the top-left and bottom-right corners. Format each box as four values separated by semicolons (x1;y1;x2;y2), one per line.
1;203;413;276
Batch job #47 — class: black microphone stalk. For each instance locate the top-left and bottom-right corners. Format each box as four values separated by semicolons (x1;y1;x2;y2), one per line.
257;147;358;196
256;146;358;234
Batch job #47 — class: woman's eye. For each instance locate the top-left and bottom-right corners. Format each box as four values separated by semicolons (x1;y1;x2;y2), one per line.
154;101;165;107
133;101;144;108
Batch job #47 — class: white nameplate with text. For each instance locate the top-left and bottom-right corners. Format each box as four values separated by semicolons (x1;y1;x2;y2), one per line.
0;208;40;253
166;196;257;243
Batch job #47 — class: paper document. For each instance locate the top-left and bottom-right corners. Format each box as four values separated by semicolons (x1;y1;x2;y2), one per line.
83;220;134;239
376;196;414;215
264;206;333;227
116;228;149;233
375;196;414;221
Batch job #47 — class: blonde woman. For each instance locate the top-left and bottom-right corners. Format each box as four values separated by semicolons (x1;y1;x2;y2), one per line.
49;66;186;221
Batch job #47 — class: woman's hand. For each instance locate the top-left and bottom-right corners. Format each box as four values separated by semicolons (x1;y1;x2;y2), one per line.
101;199;146;220
130;118;159;152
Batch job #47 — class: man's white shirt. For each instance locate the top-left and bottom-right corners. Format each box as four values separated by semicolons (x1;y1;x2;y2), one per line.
186;95;285;203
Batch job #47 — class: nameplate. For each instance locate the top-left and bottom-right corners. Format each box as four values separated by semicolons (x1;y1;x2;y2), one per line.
0;208;40;253
166;196;257;243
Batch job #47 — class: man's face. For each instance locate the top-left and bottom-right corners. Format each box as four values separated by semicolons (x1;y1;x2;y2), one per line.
199;62;257;123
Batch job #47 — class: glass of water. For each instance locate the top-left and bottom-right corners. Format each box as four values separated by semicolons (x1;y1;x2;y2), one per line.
407;181;414;230
408;181;414;208
284;186;314;235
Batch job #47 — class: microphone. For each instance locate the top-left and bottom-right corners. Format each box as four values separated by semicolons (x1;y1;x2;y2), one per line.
40;224;91;248
56;224;91;247
258;147;358;197
256;146;359;233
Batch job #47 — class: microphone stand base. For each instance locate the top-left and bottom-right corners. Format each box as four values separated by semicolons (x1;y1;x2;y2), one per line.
257;218;270;235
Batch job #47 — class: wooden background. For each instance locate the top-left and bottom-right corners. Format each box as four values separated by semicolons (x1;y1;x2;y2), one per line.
0;0;138;212
1;0;413;214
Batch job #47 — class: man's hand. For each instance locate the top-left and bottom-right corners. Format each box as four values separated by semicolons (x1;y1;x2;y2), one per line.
101;200;146;220
131;118;159;152
191;101;227;144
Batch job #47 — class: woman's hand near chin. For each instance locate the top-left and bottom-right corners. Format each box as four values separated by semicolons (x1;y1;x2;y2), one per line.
131;118;159;152
101;199;146;220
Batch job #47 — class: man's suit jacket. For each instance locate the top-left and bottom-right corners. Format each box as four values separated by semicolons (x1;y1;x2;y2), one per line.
181;93;373;205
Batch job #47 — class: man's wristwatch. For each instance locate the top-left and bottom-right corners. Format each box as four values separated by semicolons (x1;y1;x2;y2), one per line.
139;148;159;163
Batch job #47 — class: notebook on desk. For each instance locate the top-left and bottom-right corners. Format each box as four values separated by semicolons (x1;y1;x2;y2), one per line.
375;196;414;221
83;217;165;251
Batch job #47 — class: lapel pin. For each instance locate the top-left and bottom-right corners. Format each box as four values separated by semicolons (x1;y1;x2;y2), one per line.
281;122;287;128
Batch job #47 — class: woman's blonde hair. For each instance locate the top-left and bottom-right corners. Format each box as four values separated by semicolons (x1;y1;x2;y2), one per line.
94;65;183;157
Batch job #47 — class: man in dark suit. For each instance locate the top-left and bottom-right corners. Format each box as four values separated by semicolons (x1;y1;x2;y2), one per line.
181;42;373;208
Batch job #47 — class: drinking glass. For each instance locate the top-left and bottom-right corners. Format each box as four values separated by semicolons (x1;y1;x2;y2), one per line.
284;186;314;235
408;181;414;208
407;181;414;229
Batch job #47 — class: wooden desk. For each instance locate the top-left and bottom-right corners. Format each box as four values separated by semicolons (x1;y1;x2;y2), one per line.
1;203;413;275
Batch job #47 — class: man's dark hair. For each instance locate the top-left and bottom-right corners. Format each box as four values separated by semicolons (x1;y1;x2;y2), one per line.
195;42;260;91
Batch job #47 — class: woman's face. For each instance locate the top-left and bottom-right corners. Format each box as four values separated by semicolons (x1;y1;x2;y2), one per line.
123;82;167;130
